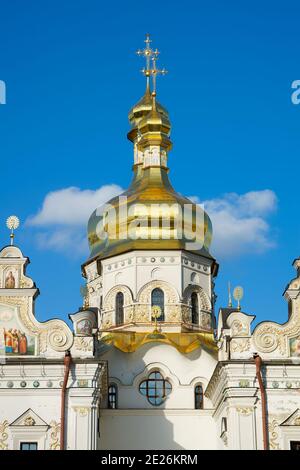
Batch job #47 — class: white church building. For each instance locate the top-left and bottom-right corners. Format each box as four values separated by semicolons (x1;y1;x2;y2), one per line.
1;36;300;451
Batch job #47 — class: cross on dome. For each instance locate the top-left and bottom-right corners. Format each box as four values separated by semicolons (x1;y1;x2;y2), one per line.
136;34;167;94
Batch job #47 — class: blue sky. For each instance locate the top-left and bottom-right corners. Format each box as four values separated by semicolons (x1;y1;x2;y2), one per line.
0;0;299;326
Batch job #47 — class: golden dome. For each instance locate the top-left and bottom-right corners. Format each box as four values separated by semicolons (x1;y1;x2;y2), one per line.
85;40;213;264
137;92;172;152
87;163;213;261
127;84;169;143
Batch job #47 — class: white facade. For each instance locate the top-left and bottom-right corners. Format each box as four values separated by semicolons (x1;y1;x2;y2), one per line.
2;240;300;450
1;37;300;450
0;245;106;450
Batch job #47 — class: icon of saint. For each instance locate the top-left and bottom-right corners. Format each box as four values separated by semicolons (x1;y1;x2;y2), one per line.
19;333;27;355
5;271;15;289
4;329;13;353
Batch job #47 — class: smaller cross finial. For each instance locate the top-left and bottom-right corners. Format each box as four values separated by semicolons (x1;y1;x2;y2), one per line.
149;56;168;95
136;33;158;72
136;34;163;92
228;281;232;307
6;215;20;246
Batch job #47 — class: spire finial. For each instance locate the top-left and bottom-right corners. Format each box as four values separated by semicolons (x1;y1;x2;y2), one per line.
233;286;244;311
137;33;159;92
228;281;232;307
149;55;168;95
6;215;20;246
137;34;167;94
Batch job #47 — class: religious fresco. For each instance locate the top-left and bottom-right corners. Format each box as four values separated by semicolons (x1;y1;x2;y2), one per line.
0;304;35;356
77;319;92;336
4;271;15;288
289;336;300;357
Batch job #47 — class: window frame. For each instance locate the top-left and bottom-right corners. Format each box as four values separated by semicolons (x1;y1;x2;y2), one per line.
191;292;199;324
139;370;172;406
115;292;124;325
108;383;118;409
151;288;165;322
20;441;38;451
194;383;204;409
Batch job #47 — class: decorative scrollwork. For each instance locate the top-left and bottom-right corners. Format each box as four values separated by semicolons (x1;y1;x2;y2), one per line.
253;326;280;353
269;419;280;450
0;420;9;450
49;421;60;450
74;337;93;352
253;297;300;356
48;328;73;352
231;338;251;353
236;407;253;416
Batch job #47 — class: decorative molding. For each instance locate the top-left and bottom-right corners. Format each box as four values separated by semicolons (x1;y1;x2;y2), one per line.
73;407;90;417
231;338;251;353
269;419;280;450
236;407;253;416
137;280;179;305
24;416;35;426
74;337;93;352
49;421;60;450
103;285;133;312
0;420;9;450
182;284;211;312
253;297;300;356
231;320;248;337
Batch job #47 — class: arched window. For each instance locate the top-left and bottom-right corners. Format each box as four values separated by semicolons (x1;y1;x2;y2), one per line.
195;384;203;409
116;292;124;325
108;384;118;409
191;292;199;324
139;371;172;406
151;288;165;322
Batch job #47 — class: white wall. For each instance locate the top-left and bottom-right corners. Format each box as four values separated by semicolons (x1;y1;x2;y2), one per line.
100;342;218;449
100;410;217;450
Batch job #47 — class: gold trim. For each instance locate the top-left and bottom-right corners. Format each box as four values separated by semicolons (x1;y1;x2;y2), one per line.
100;330;217;354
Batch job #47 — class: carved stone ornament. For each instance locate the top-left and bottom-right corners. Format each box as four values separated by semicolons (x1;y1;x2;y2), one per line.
182;284;211;312
167;305;181;322
73;407;89;417
134;305;150;322
269;419;280;450
47;327;73;352
0;420;9;450
24;416;36;426
125;305;134;322
103;285;133;312
137;280;179;305
231;319;248;337
49;421;60;450
253;293;300;356
236;407;253;416
231;338;250;353
74;337;93;352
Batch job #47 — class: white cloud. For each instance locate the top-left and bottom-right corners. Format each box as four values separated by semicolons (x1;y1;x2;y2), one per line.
27;185;277;258
27;184;123;226
194;189;277;257
26;184;123;256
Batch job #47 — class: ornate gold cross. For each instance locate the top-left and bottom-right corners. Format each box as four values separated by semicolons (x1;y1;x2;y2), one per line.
136;34;167;93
